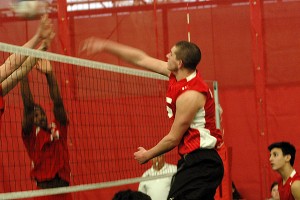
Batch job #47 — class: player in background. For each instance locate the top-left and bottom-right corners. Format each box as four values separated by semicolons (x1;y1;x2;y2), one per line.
268;141;300;200
138;155;177;200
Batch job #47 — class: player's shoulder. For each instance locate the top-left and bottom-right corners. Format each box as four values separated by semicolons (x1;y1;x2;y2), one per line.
291;179;300;189
291;180;300;198
295;171;300;178
291;179;300;186
187;73;209;93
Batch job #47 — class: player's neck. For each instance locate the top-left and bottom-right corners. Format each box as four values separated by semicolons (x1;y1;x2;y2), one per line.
279;165;294;183
175;69;195;81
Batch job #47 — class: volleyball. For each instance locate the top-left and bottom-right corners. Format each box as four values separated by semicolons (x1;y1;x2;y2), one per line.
12;0;48;19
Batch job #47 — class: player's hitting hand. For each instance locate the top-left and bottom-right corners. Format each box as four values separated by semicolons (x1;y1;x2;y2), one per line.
80;37;107;56
134;147;150;164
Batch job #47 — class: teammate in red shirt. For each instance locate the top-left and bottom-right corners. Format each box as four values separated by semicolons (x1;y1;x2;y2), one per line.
269;142;300;200
20;60;72;200
81;38;224;199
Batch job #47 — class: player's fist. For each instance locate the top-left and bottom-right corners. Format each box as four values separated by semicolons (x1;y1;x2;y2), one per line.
134;147;149;164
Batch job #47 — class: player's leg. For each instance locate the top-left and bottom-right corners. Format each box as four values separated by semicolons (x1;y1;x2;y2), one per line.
167;149;224;200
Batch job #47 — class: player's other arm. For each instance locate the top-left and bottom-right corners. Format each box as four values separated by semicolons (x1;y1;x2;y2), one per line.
20;76;35;135
134;91;206;164
47;71;68;126
150;91;206;157
0;14;52;83
291;180;300;200
37;60;68;126
82;38;170;77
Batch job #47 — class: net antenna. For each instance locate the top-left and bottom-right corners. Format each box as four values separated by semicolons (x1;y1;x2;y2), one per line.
213;81;221;129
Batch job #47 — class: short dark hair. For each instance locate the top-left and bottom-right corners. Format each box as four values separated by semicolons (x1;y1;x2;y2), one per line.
174;41;201;70
112;189;151;200
34;104;46;115
268;141;296;166
270;181;278;192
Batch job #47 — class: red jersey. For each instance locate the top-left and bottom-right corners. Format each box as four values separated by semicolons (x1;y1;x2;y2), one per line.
166;71;223;155
278;170;300;200
22;120;71;183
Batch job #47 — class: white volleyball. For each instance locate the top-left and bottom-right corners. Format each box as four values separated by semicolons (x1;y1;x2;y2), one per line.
12;1;48;19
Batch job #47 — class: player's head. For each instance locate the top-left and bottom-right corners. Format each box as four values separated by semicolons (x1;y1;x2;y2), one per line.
152;154;165;170
112;189;151;200
34;104;48;130
174;41;201;70
268;141;296;167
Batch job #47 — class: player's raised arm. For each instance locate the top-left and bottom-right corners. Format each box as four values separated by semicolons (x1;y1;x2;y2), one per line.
20;76;35;136
35;60;68;126
0;14;52;83
81;37;170;77
1;32;55;96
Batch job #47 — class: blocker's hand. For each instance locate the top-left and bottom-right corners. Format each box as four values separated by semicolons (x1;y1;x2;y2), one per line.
36;14;53;41
39;31;55;51
35;59;53;74
134;147;150;164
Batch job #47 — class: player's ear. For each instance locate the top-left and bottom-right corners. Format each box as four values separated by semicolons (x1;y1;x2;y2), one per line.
178;60;184;68
285;154;292;164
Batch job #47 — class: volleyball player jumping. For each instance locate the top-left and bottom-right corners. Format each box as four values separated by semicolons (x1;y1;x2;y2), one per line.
82;38;224;200
20;59;72;200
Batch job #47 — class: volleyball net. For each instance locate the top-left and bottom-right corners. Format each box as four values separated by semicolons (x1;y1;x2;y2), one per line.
0;42;220;199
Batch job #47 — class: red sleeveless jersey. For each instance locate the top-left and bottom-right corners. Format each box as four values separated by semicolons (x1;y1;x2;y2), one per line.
22;120;71;182
166;71;223;155
278;170;300;200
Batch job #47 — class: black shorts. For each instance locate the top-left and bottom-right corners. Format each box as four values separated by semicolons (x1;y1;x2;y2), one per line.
167;148;224;200
36;174;69;189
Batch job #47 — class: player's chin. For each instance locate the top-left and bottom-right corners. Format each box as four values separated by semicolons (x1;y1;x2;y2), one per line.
271;164;277;170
